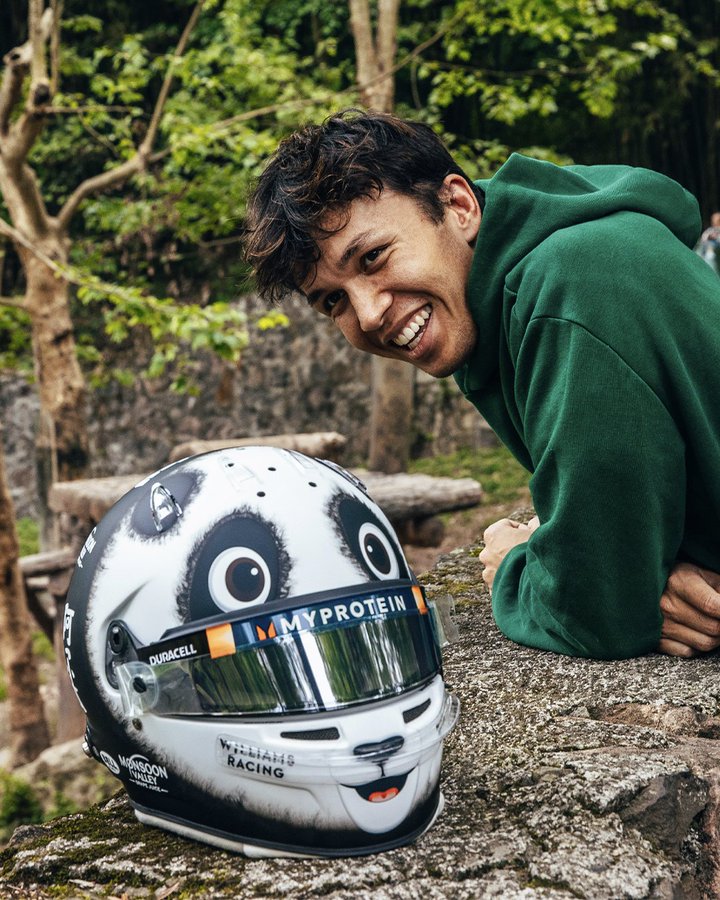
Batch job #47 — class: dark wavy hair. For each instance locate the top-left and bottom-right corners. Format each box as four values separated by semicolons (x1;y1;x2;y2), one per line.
243;109;483;303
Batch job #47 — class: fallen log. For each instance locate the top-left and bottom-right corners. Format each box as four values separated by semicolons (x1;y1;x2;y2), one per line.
360;471;483;522
168;431;347;464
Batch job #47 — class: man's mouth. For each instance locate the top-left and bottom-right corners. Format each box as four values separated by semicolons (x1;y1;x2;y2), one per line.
391;305;431;351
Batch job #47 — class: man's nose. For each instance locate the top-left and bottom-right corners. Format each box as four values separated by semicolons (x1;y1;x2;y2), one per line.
350;285;391;333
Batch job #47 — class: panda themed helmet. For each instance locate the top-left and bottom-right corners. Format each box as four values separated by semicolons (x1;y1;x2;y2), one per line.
65;447;459;858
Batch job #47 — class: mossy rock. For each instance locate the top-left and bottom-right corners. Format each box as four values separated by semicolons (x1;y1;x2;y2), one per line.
2;543;720;899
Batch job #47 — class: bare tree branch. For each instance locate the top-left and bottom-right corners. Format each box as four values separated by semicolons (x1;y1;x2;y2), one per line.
29;0;49;86
0;37;33;138
0;215;57;271
0;6;54;159
35;104;140;115
139;0;204;157
0;157;52;238
374;0;401;111
0;294;28;309
57;1;203;232
50;0;63;95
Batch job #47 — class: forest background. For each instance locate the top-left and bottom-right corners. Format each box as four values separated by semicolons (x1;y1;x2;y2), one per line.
0;0;718;773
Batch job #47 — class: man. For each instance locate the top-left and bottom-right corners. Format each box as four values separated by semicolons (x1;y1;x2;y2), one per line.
244;110;720;660
697;211;720;275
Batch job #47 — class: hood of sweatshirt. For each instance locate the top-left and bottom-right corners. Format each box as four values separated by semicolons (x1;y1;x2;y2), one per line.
453;153;702;395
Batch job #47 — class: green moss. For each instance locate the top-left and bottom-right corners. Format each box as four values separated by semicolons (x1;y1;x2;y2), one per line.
32;629;56;662
409;446;530;506
16;517;40;557
525;875;583;897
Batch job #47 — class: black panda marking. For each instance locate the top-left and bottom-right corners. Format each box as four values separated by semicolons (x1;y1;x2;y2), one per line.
176;510;291;622
328;491;409;583
130;471;202;538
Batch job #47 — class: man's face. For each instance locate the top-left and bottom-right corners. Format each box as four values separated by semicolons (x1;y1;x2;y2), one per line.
301;175;481;378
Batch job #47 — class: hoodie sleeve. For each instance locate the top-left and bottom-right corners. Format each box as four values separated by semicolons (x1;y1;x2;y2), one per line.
490;316;685;659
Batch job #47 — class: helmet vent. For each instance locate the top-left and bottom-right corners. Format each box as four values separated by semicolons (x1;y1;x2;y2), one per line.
402;699;431;723
280;727;340;741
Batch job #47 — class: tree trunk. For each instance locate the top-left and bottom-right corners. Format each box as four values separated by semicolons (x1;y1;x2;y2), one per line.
368;357;414;471
19;237;89;548
0;424;51;767
348;0;414;474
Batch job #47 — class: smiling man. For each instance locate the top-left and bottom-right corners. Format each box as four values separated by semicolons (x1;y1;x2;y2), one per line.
244;109;720;661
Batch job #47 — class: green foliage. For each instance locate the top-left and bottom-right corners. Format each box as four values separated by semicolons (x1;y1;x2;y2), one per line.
409;445;530;506
0;306;32;372
3;0;720;388
420;0;713;127
8;0;351;386
0;772;43;829
32;630;56;665
16;518;40;557
76;277;249;390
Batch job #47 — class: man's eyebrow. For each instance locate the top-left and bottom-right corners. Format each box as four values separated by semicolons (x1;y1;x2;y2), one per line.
337;229;375;268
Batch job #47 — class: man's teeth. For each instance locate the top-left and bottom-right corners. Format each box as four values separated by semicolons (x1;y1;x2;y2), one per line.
392;307;431;349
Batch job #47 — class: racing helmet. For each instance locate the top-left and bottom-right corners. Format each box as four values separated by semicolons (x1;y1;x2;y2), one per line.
64;446;459;858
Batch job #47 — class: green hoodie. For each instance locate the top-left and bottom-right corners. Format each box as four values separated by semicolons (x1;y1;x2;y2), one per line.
454;153;720;659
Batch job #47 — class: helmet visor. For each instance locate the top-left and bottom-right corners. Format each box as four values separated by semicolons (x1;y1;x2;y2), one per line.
115;583;442;718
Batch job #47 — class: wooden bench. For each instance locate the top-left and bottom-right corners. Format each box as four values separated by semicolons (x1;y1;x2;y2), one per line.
19;547;76;643
19;547;81;742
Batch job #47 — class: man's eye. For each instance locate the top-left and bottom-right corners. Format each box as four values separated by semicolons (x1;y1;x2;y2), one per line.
362;247;385;267
323;292;344;314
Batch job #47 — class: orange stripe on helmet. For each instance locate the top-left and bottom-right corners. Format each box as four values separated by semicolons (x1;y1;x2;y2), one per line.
412;585;428;613
206;623;236;658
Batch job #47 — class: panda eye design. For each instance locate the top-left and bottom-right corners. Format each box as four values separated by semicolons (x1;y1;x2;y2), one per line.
358;522;399;580
208;547;272;610
181;512;290;623
332;493;409;582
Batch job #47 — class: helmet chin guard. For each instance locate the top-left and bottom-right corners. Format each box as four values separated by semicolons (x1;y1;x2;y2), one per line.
65;447;459;857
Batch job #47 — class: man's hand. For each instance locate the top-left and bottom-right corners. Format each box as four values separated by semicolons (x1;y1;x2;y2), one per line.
658;563;720;657
480;516;539;592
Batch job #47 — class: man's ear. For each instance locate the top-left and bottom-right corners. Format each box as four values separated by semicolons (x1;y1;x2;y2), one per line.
441;173;481;244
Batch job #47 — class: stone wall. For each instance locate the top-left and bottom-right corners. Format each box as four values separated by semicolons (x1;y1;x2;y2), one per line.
1;295;491;518
2;543;719;898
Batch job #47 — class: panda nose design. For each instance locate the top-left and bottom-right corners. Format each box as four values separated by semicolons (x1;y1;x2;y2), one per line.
353;735;405;767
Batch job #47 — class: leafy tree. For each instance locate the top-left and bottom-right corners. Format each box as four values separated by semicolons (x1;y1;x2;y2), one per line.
0;0;342;760
400;0;719;210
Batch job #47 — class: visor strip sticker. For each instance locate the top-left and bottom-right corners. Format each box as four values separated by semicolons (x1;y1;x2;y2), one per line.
412;585;428;614
207;623;236;659
138;584;432;666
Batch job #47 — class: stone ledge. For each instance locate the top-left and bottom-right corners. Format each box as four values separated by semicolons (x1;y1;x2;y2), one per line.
2;543;719;899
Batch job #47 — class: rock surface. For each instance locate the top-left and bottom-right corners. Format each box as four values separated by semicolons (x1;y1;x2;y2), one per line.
2;542;720;899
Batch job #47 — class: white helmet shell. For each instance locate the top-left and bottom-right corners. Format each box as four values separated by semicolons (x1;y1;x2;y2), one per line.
65;447;458;857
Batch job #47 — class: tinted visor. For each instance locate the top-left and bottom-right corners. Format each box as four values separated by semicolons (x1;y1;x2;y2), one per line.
116;582;442;718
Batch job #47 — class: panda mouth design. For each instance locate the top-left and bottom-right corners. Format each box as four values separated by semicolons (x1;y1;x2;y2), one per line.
347;770;411;803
